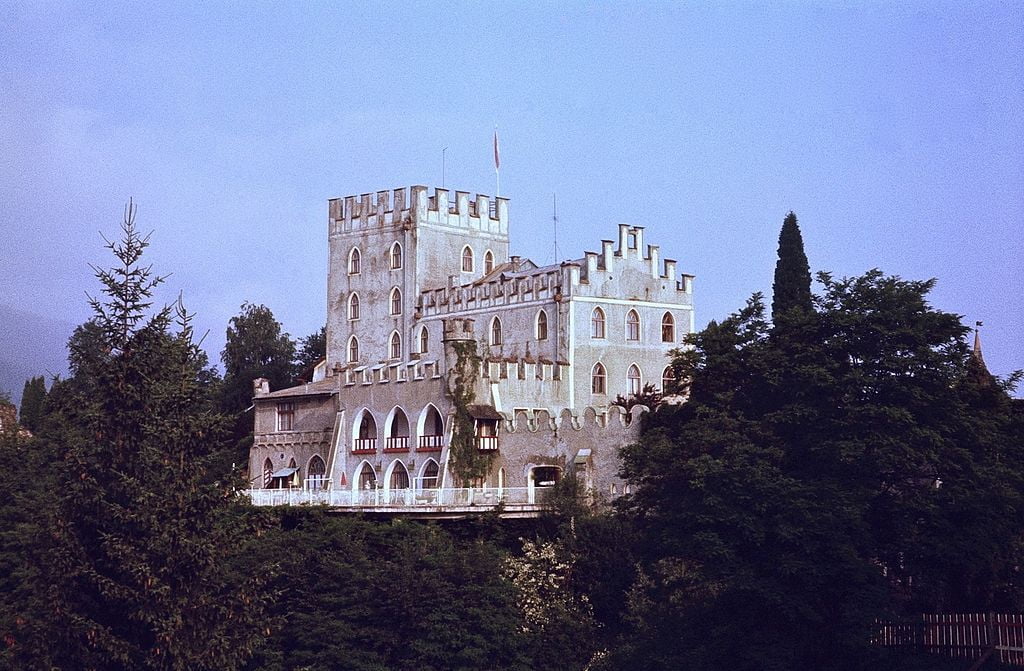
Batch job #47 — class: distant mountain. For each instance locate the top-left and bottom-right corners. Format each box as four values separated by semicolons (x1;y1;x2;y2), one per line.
0;304;75;408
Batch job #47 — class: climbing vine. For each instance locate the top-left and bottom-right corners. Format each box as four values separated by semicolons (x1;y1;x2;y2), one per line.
446;339;493;484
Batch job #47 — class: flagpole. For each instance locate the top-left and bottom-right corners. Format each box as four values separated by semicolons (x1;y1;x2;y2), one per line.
493;127;500;198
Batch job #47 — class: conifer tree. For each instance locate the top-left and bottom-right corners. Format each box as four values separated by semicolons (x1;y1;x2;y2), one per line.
42;203;269;670
18;375;47;432
771;211;812;322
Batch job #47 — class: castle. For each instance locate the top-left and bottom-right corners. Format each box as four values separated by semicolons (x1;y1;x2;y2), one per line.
247;185;694;514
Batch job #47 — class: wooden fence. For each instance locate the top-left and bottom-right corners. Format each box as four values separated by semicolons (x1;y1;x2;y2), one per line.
874;613;1024;667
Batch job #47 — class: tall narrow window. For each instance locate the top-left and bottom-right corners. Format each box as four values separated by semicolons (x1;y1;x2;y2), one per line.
626;310;640;341
592;362;607;394
276;402;295;431
490;317;503;346
389;331;402;359
419;326;429;354
348;293;360;320
591;307;606;339
348;247;361;275
662;365;675;393
390;287;402;316
661;312;675;342
536;309;548;341
347;335;359;363
484;249;494;274
461;245;474;272
263;458;273;488
390;241;403;269
627;364;642;395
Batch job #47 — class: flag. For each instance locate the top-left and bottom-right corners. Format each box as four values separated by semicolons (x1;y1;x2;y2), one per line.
493;130;500;171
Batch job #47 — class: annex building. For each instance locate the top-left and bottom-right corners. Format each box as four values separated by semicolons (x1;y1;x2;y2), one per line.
248;185;694;515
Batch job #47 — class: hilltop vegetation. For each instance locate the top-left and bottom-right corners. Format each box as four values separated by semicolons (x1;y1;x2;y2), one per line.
2;208;1022;670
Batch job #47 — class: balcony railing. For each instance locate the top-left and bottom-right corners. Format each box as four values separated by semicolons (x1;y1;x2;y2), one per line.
246;485;554;509
475;435;498;451
418;434;444;451
352;438;376;453
384;436;409;452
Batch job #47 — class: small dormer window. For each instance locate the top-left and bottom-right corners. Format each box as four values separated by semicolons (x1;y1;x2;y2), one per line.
461;246;474;272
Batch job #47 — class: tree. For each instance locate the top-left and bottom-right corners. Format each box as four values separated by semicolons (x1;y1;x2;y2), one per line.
771;211;812;322
37;203;270;670
18;375;47;432
220;303;296;460
293;324;326;383
618;269;1024;670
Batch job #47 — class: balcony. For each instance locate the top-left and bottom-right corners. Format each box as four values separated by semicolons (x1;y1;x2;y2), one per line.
352;438;376;453
418;434;444;452
245;485;555;518
475;435;498;451
384;436;409;453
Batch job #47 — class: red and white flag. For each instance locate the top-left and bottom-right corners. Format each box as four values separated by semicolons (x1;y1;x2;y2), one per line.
493;130;500;171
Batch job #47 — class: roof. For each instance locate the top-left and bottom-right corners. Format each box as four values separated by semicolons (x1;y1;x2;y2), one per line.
257;378;338;400
467;404;503;420
270;467;298;478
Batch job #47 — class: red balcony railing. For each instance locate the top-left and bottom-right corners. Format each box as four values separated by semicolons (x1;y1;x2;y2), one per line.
418;435;444;451
352;438;376;453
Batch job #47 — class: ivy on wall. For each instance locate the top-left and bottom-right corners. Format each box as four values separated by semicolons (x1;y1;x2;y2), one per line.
445;339;493;484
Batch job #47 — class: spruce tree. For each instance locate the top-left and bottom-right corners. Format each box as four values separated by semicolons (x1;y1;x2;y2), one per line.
771;211;812;322
42;203;270;670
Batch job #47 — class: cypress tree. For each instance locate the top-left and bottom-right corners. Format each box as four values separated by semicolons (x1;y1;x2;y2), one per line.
771;211;812;322
18;376;47;432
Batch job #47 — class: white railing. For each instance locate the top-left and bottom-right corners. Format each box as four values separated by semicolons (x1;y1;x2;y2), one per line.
244;486;554;509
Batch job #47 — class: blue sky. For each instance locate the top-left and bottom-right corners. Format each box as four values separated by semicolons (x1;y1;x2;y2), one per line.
1;1;1021;395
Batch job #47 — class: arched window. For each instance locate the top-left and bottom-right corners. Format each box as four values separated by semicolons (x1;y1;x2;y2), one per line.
661;312;675;342
626;309;641;341
484;249;495;274
419;326;429;354
420;459;440;490
347;335;359;363
307;455;327;490
355;461;376;490
389;461;410;490
348;247;361;275
263;458;273;488
592;362;607;394
353;410;377;452
418;404;444;450
536;310;548;341
591;307;606;339
348;293;360;320
390;241;403;269
390;287;402;315
461;245;474;272
490;316;502;346
498;467;506;490
627;364;642;395
389;331;402;360
386;407;410;450
662;365;676;393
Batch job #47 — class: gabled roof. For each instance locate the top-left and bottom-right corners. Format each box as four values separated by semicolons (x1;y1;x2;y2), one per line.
257;377;337;401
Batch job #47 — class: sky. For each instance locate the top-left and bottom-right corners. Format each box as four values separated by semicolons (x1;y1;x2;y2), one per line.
1;1;1022;401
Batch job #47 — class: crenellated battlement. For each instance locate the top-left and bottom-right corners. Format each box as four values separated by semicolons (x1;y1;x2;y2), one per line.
500;404;647;434
328;186;509;236
419;267;566;317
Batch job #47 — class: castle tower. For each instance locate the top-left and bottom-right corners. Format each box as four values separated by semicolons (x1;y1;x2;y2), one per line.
326;186;510;371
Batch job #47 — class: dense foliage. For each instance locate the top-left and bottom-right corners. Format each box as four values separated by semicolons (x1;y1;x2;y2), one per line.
2;205;1021;671
17;376;47;432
